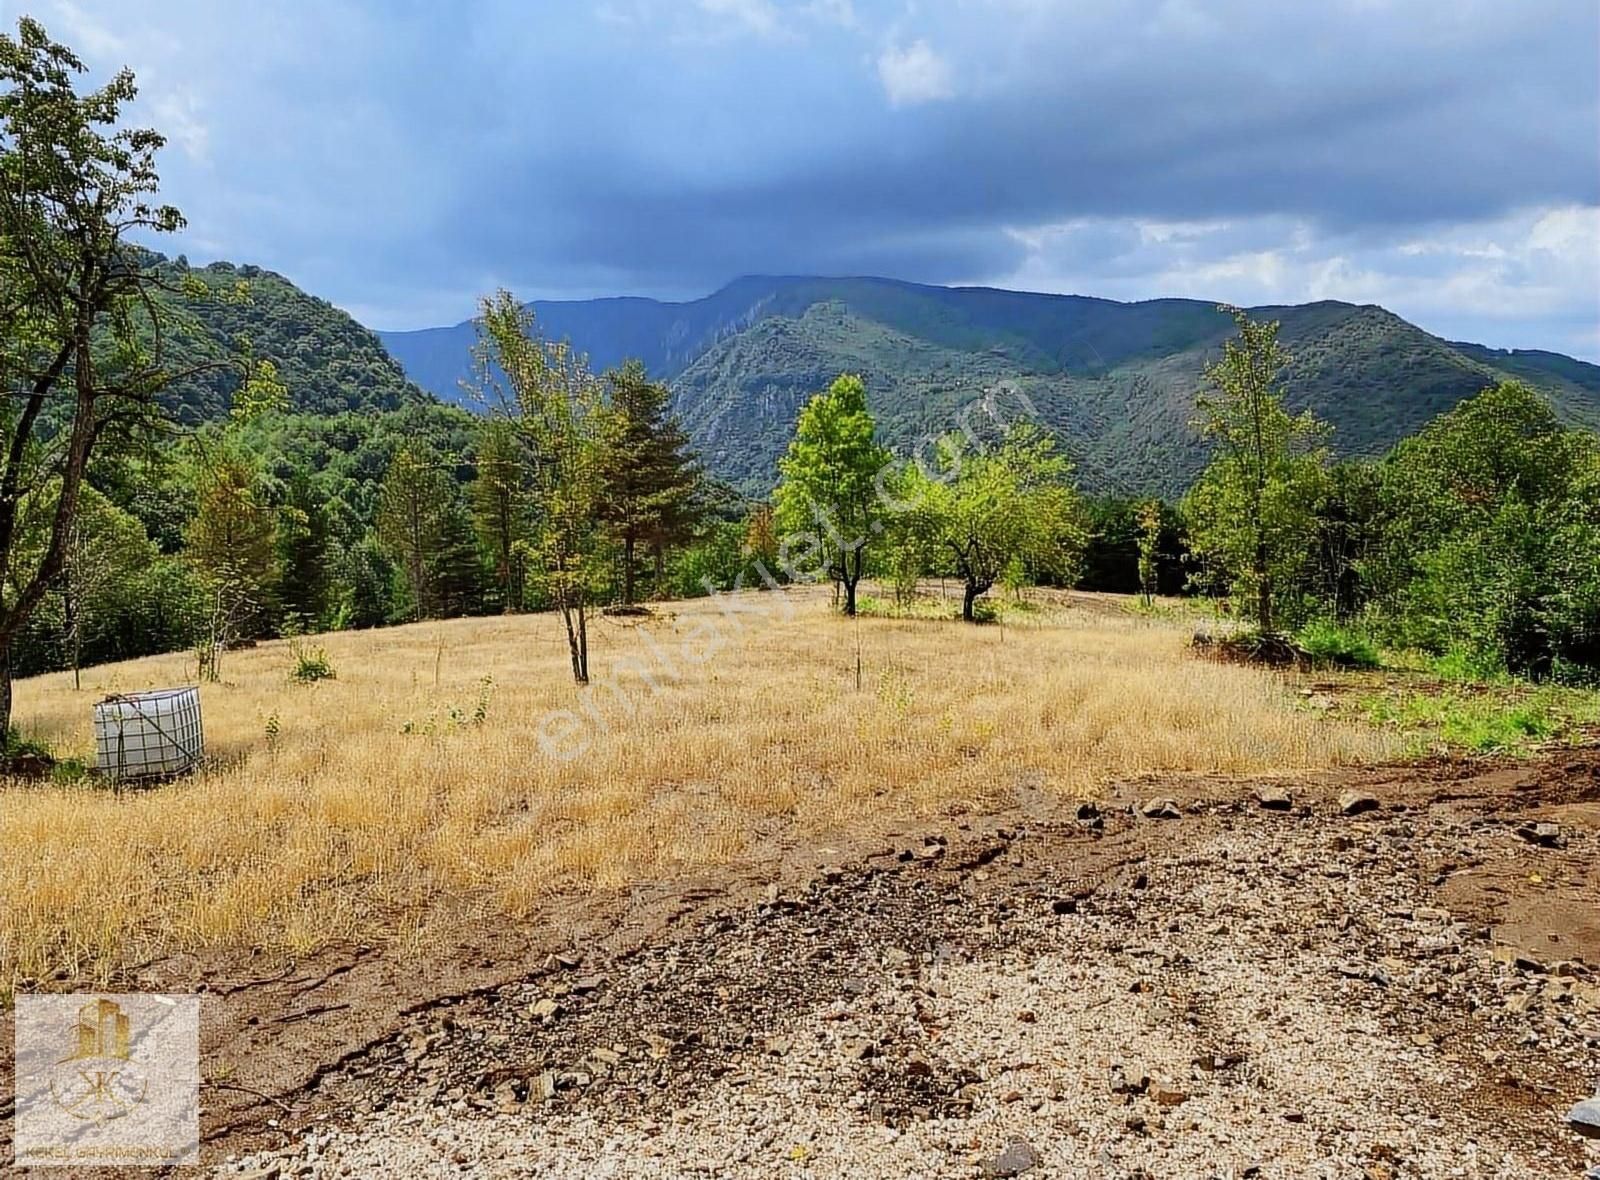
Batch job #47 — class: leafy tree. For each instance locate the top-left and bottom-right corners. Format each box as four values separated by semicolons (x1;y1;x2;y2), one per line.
1304;461;1383;622
60;486;156;687
598;360;704;603
669;519;747;597
774;374;888;616
1371;382;1600;675
0;19;281;720
476;292;609;684
877;485;941;605
0;19;188;730
1136;500;1161;606
1183;307;1328;633
743;504;780;580
1077;497;1187;595
900;426;1087;622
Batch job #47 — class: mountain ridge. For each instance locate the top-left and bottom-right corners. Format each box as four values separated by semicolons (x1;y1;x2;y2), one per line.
376;275;1600;494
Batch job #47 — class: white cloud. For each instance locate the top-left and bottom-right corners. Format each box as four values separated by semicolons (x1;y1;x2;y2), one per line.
877;39;954;107
41;0;126;59
698;0;789;39
990;205;1600;359
33;2;211;162
802;0;857;27
149;89;209;161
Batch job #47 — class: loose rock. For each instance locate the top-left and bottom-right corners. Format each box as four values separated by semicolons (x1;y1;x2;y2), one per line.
1568;1097;1600;1139
1517;821;1565;849
1338;790;1380;816
985;1139;1042;1177
1256;787;1293;811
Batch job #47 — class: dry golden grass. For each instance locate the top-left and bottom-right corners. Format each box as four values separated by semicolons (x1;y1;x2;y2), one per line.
0;587;1394;997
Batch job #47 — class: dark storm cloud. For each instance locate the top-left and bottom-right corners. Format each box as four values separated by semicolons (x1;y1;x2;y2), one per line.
28;0;1600;355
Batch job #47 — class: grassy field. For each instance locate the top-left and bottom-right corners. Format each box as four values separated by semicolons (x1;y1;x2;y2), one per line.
0;587;1395;1000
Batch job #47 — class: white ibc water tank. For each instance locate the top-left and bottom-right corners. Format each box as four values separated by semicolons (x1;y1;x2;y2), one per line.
92;687;204;781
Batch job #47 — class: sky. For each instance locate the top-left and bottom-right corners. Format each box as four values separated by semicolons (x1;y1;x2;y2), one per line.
7;0;1599;358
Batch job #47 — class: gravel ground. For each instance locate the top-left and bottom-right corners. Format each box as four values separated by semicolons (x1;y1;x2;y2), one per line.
216;790;1600;1180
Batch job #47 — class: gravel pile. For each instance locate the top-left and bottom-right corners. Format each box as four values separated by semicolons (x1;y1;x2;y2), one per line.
218;797;1600;1179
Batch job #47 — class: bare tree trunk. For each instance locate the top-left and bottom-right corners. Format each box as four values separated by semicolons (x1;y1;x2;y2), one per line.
0;644;12;744
576;600;589;683
1255;539;1273;634
622;536;636;605
841;544;864;616
962;581;980;622
64;574;82;690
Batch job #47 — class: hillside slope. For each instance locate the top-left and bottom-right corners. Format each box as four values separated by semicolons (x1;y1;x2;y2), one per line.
143;254;429;423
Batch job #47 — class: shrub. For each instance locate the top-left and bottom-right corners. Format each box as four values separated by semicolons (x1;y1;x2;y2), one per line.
2;727;54;759
1430;644;1507;684
50;758;90;785
1297;620;1380;669
288;640;336;684
1192;629;1307;668
1361;684;1600;754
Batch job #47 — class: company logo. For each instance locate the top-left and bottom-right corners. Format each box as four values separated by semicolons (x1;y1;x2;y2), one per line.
14;994;199;1167
49;998;151;1122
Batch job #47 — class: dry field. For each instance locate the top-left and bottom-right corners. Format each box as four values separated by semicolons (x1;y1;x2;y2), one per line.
0;587;1394;1000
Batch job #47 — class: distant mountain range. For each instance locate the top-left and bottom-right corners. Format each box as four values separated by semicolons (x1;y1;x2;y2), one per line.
139;258;1600;498
377;276;1600;495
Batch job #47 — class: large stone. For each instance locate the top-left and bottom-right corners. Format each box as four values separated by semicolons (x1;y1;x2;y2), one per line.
985;1139;1042;1177
1517;821;1565;848
1568;1097;1600;1139
1256;787;1293;811
1141;798;1181;820
1338;790;1379;816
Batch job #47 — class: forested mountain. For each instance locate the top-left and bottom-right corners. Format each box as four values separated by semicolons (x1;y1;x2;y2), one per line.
138;255;1600;498
142;252;428;422
380;277;1600;495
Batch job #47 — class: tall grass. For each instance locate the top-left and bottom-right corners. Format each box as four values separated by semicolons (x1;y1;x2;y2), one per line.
1;588;1394;997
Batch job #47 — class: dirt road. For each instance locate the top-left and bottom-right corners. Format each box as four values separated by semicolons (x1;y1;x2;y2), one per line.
178;752;1600;1179
4;752;1598;1177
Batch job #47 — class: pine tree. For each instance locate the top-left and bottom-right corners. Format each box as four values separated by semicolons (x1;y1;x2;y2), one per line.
186;447;280;635
598;361;704;603
345;535;397;629
430;498;486;618
277;469;334;630
469;418;528;612
377;445;451;619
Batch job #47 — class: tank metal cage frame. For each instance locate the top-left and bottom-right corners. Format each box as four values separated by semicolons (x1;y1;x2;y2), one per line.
92;687;205;781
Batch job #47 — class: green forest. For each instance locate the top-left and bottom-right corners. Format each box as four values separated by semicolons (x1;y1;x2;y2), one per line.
3;13;1598;707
